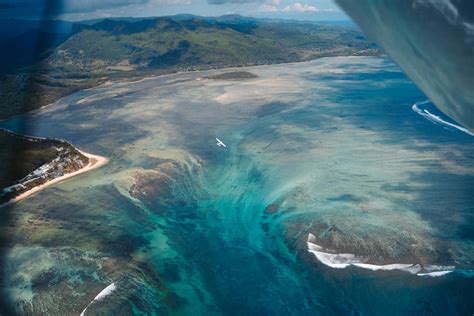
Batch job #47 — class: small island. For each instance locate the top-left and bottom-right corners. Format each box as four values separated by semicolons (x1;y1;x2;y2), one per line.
204;71;259;80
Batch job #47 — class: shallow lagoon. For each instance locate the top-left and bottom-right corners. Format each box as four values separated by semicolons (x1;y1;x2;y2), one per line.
1;57;473;315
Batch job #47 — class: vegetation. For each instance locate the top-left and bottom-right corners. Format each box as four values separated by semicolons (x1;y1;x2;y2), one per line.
204;71;258;80
0;129;88;203
0;15;380;119
0;15;380;193
47;17;378;72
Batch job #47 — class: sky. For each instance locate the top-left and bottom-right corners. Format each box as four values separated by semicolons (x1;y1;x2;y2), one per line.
0;0;348;21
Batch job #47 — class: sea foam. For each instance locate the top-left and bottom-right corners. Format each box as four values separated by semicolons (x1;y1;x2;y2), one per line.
412;101;474;136
307;233;454;277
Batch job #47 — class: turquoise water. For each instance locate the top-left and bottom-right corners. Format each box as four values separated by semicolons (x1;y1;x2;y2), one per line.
1;57;473;315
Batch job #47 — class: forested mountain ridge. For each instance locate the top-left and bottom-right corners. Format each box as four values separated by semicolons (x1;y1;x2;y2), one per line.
0;15;380;119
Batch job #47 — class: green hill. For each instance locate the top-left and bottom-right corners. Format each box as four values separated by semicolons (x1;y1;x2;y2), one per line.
0;16;380;120
0;15;380;203
46;17;378;73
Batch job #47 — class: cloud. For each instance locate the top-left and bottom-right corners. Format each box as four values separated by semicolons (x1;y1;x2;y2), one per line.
259;0;339;14
0;0;341;20
0;0;62;18
63;0;147;13
64;0;191;13
281;2;318;12
0;0;193;18
208;0;263;5
259;3;278;12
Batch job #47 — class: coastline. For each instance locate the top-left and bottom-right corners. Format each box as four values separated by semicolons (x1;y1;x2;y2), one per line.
0;54;381;208
0;150;108;208
0;52;383;124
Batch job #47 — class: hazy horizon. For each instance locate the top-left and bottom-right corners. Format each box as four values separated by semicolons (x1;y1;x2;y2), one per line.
0;0;349;22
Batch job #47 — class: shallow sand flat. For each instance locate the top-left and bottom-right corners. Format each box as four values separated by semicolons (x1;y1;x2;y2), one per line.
1;57;473;315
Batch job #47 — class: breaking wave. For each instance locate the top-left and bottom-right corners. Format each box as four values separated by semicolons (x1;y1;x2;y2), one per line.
307;233;454;277
412;100;474;136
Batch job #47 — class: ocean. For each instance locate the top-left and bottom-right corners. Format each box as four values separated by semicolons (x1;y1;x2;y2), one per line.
1;56;473;315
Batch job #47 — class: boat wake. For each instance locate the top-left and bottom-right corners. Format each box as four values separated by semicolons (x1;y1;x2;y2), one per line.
80;283;117;316
307;233;454;277
412;100;474;136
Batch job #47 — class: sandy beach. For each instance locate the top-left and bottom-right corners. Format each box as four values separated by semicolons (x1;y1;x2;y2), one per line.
1;150;108;208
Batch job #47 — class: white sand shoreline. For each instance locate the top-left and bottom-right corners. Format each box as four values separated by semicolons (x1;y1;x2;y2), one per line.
0;150;108;208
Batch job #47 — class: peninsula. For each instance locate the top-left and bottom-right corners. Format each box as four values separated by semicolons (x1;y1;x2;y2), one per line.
0;129;107;206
